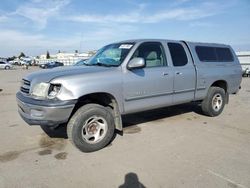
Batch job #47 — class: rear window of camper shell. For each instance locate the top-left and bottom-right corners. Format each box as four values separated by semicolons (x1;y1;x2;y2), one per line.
195;46;234;62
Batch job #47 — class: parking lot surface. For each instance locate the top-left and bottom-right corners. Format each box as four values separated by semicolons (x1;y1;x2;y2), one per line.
0;67;250;188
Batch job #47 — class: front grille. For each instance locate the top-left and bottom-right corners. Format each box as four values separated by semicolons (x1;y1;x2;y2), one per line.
20;79;30;94
20;86;29;94
23;79;30;86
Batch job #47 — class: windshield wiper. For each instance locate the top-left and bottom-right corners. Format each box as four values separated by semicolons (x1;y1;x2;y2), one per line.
92;62;117;67
82;62;92;66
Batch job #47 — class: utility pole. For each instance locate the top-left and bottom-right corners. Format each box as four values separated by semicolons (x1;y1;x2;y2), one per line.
79;32;83;53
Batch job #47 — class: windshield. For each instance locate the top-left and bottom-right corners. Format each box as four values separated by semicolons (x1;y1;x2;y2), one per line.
86;43;134;67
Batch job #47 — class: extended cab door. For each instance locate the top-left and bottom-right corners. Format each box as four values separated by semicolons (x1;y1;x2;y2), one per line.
167;42;196;104
123;42;174;113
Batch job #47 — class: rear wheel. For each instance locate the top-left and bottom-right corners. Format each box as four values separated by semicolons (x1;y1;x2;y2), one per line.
201;87;226;117
67;104;115;152
5;66;10;70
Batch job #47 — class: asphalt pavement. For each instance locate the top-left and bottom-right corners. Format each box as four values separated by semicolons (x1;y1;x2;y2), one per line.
0;67;250;188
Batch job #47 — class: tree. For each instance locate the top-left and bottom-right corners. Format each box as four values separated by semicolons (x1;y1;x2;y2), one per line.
58;50;61;53
46;51;50;59
7;56;16;61
75;50;78;54
18;52;25;59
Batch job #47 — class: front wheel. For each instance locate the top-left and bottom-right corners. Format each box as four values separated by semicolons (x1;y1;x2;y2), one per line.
201;87;226;117
5;66;10;70
67;104;115;152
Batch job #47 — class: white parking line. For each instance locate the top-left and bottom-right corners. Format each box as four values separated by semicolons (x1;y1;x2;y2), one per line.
207;169;247;188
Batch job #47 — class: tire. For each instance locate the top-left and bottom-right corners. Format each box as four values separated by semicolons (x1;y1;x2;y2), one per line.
67;104;115;152
201;87;226;117
5;66;10;70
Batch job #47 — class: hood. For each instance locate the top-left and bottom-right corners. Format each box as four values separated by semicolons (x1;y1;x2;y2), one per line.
25;65;116;83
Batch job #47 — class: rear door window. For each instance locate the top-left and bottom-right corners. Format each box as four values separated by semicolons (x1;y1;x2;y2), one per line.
168;43;188;66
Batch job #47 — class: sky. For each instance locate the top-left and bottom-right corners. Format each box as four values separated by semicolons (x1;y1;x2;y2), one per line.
0;0;249;57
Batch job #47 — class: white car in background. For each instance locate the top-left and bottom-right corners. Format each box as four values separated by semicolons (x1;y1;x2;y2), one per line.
20;60;31;66
0;61;13;70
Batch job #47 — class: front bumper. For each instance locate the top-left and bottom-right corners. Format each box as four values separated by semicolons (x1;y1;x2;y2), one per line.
16;91;77;127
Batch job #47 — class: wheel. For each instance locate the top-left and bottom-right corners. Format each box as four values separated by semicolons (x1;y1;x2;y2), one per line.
201;87;226;117
67;104;115;152
5;66;10;70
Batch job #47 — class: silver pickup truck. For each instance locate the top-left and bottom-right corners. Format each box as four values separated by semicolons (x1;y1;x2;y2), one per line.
16;39;242;152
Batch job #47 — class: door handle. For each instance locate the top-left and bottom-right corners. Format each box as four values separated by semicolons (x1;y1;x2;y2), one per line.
176;72;182;75
162;72;169;76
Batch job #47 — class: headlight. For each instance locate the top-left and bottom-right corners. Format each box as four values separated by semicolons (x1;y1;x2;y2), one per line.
48;84;61;99
31;82;61;99
31;82;50;98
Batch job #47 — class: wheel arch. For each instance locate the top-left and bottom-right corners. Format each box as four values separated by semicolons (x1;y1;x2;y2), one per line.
71;92;123;131
210;80;228;92
210;80;229;103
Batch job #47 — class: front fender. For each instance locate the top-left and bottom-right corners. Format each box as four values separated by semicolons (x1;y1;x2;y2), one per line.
50;70;124;113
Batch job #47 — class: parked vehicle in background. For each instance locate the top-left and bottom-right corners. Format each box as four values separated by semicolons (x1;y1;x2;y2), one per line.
8;60;15;65
74;59;89;66
0;61;13;70
242;68;250;77
39;61;64;69
20;59;32;66
17;39;242;152
8;58;20;65
236;51;250;77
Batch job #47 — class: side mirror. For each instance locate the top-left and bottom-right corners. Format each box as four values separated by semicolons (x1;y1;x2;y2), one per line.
127;57;145;70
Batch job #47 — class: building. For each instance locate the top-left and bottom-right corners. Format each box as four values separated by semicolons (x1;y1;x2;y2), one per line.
39;54;56;60
236;51;250;73
36;51;93;65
